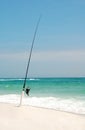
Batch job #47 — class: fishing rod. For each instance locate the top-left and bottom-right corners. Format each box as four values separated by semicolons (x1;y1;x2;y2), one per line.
19;15;41;106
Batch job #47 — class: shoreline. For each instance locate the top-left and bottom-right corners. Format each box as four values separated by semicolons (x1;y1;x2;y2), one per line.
25;104;85;117
0;101;85;117
0;102;85;130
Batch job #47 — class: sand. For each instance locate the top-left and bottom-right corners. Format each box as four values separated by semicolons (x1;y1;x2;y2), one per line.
0;103;85;130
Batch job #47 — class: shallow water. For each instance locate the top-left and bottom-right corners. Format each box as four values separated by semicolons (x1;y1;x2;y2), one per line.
0;77;85;114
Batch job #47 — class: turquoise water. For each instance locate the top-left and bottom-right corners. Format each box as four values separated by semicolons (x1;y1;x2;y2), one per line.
0;77;85;114
0;77;85;97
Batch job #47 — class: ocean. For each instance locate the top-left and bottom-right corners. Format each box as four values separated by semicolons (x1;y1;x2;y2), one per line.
0;77;85;115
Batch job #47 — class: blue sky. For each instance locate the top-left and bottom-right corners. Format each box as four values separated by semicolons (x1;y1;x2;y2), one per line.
0;0;85;77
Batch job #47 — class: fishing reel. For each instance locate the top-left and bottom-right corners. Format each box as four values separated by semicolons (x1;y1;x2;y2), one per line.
25;87;30;96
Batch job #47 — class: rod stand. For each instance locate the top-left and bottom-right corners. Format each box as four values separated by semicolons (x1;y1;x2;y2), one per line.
19;90;24;106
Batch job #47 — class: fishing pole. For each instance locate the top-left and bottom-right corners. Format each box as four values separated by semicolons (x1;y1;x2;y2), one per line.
19;15;41;106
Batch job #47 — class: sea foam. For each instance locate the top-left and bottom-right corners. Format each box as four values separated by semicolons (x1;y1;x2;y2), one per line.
0;94;85;115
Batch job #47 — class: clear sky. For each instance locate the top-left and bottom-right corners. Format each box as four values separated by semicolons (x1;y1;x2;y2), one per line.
0;0;85;78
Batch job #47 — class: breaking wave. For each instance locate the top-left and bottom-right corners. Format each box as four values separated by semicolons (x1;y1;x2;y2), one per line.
0;94;85;115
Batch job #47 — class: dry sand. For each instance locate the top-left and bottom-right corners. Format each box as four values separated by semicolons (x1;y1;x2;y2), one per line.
0;103;85;130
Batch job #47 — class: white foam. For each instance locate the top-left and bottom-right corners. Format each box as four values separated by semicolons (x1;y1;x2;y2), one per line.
29;78;40;81
0;94;85;115
0;78;22;81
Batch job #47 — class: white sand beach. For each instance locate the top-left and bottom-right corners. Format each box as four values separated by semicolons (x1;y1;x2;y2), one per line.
0;103;85;130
